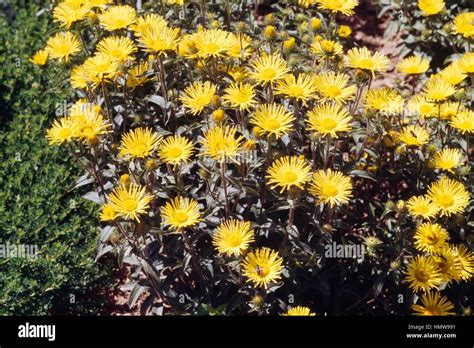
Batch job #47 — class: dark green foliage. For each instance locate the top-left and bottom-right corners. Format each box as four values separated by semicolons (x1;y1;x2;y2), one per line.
0;0;111;315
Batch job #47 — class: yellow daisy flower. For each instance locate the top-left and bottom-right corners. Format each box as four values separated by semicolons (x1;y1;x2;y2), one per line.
212;219;255;257
180;81;216;115
457;52;474;74
222;83;257;111
158;135;194;165
96;36;137;63
316;0;359;16
130;13;167;37
248;53;290;85
405;255;443;292
71;64;89;89
119;128;162;159
347;47;390;75
432;148;463;173
160;196;202;230
453;12;474;39
282;306;316;316
250;104;295;139
311;39;344;59
306;103;353;138
108;183;153;222
100;203;117;222
455;244;474;281
46;116;79;145
397;55;430;75
432;246;463;284
314;72;356;104
53;1;90;29
274;74;318;104
45;31;81;63
427;177;469;216
138;25;180;55
413;223;449;253
406;195;440;220
266;156;311;194
201;125;243;162
437;62;467;86
189;29;236;59
364;88;404;114
439;102;465;120
126;61;153;90
397;125;429;147
241;247;284;288
411;292;454;316
29;49;49;66
423;77;455;102
418;0;444;16
82;53;120;86
98;5;136;31
309;169;353;207
450;110;474;134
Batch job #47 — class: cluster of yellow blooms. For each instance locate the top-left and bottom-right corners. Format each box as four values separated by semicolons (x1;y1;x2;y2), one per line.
31;0;473;316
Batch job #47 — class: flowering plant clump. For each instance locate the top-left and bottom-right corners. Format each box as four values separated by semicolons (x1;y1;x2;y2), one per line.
34;0;472;315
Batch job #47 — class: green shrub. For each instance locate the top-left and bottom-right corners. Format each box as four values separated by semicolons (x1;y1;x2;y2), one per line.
0;0;111;315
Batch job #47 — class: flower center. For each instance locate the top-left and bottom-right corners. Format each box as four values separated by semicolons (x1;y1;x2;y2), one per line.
426;233;439;245
438;194;454;207
168;147;183;158
215;141;228;151
266;118;281;131
417;205;429;214
123;199;137;212
289;85;304;97
174;211;188;223
256;264;270;277
204;42;220;55
81;126;93;136
323;184;339;197
134;143;148;154
283;171;298;183
460;121;473;130
326;85;341;97
420;104;433;114
321;118;337;130
59;128;72;138
260;68;277;80
228;234;244;248
415;269;430;283
359;59;375;70
425;306;442;316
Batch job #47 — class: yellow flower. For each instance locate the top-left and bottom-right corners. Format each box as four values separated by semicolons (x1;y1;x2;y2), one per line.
316;0;359;16
347;47;390;75
282;306;316;316
314;72;356;104
309;169;353;207
306;103;353;138
432;148;463;173
108;183;153;222
405;255;442;292
71;64;89;89
45;31;81;63
414;223;449;253
100;204;117;222
457;52;474;74
180;81;216;115
248;53;290;85
311;39;343;59
397;125;429;147
432;246;463;284
29;49;49;66
160;196;202;230
298;0;317;8
98;5;136;31
274;74;317;104
73;108;110;144
83;53;120;87
412;292;454;316
212;220;255;257
201;125;243;161
266;156;311;194
450;109;474;134
250;104;295;139
241;248;284;288
53;1;91;29
439;102;465;120
455;244;474;281
283;37;296;52
338;25;352;37
138;25;180;55
364;88;404;114
427;177;469;217
126;61;153;89
130;13;167;37
397;55;430;75
418;0;444;16
453;12;474;39
119;128;162;159
158;135;194;165
96;36;137;63
407;95;437;119
190;29;236;59
222;83;257;111
437;62;467;86
406;195;440;220
423;77;455;102
212;109;226;123
46;116;79;145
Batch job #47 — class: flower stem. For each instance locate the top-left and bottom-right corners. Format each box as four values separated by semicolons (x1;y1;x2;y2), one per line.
221;160;230;218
